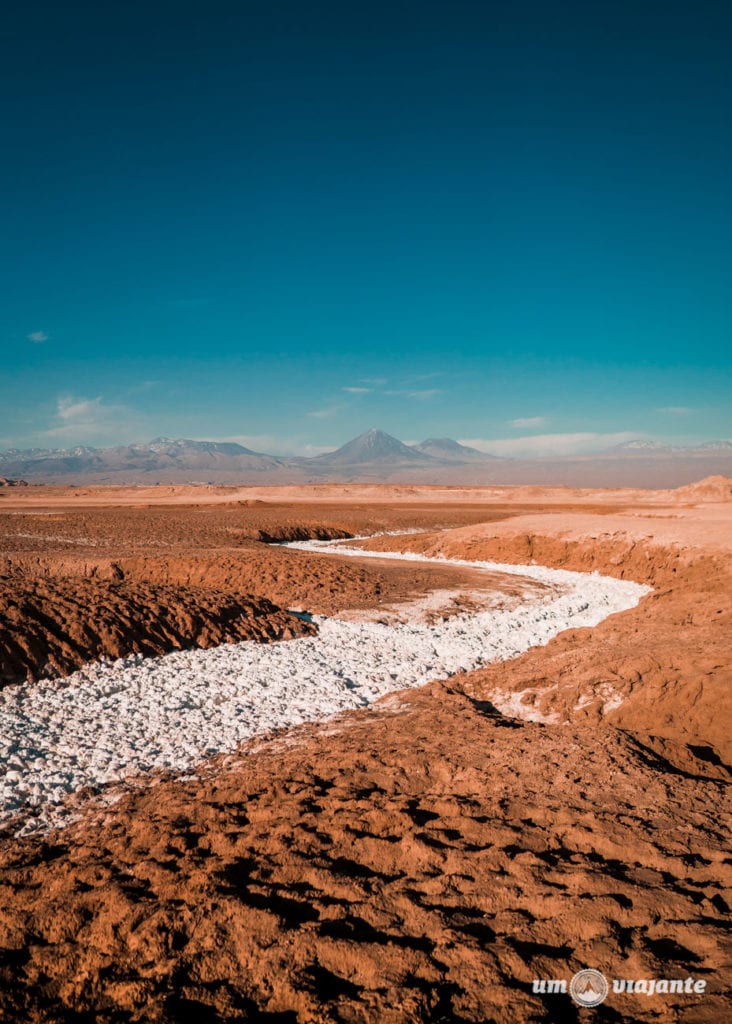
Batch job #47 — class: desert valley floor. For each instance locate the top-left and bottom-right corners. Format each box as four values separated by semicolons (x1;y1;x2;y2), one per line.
0;479;729;1023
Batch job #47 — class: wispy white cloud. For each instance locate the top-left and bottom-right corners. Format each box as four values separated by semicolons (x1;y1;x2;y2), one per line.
656;406;692;415
341;386;372;394
408;388;442;401
460;431;645;458
291;443;336;456
508;415;547;429
58;396;102;423
39;394;149;445
403;372;444;383
385;388;443;401
27;330;49;343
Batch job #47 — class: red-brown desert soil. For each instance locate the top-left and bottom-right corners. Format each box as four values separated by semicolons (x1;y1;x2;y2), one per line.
0;576;316;684
1;500;545;684
0;481;730;1023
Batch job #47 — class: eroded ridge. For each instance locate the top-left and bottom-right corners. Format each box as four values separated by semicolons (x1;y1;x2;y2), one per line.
0;543;648;835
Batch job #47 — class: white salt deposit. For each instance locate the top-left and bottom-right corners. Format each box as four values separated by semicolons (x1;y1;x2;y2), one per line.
0;540;650;834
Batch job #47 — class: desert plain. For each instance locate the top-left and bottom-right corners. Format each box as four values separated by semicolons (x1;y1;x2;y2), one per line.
0;478;730;1023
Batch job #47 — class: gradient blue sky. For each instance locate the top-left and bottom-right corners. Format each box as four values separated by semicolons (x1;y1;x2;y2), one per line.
2;0;730;456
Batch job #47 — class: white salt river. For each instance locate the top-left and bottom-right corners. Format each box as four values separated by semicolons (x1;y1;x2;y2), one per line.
0;539;650;835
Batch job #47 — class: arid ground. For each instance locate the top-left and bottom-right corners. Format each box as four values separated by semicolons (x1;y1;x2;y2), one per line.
0;479;729;1022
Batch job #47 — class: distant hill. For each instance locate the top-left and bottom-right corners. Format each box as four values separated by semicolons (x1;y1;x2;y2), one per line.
0;438;285;484
694;440;732;452
607;439;676;453
671;475;732;501
146;437;263;457
1;431;731;487
411;438;498;461
603;439;732;457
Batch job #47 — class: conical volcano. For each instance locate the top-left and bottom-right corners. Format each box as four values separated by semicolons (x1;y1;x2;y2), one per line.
310;429;435;466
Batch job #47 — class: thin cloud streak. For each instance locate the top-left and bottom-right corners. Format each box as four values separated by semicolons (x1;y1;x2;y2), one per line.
384;388;443;401
508;416;547;428
33;394;150;446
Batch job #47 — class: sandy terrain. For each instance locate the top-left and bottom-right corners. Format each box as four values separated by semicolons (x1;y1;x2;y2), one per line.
3;478;727;508
0;480;729;1022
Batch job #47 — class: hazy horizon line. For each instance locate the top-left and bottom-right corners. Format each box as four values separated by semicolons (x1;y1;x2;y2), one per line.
2;428;731;462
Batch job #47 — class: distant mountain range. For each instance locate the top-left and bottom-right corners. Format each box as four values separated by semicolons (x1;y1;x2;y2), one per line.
1;429;731;488
606;439;732;454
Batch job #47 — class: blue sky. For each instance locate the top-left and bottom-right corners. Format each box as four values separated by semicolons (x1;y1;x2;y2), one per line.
2;0;730;456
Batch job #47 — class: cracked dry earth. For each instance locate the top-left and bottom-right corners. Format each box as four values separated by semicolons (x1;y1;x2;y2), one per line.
0;489;730;1023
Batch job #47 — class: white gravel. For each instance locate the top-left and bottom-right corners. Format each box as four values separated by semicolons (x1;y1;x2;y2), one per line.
0;541;650;835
